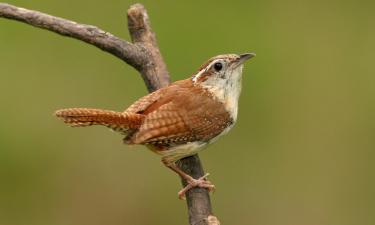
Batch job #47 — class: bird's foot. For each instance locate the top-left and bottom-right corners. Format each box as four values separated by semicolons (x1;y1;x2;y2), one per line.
178;173;215;200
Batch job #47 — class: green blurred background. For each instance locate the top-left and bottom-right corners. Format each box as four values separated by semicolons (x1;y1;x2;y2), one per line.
0;0;374;225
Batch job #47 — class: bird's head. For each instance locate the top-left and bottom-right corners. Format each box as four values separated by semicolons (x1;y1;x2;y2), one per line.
192;53;255;86
191;53;255;120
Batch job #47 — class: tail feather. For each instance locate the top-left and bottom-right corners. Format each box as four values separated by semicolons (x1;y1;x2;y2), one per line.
55;108;144;132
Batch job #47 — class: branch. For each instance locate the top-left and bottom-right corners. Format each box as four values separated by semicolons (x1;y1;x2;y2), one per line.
127;4;170;92
0;3;168;92
0;2;219;225
178;156;220;225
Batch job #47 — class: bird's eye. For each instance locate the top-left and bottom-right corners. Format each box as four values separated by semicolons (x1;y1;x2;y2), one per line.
213;62;223;71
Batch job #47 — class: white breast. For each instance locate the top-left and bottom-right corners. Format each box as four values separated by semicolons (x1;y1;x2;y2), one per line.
200;65;243;122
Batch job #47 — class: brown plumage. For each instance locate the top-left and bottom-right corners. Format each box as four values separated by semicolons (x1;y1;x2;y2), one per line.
56;79;232;150
55;53;255;198
55;108;143;130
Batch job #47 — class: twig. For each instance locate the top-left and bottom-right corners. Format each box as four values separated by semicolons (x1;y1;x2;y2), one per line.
0;2;219;225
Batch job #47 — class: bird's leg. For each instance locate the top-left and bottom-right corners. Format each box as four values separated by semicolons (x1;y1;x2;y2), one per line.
162;159;215;199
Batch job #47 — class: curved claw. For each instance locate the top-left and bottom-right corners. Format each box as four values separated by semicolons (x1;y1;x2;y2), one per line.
178;173;215;200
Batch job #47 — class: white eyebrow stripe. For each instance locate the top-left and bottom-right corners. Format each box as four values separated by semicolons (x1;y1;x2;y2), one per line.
192;59;220;83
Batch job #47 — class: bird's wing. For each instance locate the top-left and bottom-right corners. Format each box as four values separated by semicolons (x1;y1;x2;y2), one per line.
124;88;163;114
127;79;233;146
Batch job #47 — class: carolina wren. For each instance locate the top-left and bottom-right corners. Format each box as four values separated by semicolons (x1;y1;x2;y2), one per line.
55;53;255;199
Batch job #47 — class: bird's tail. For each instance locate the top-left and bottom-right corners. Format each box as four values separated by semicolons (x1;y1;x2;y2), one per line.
55;108;144;132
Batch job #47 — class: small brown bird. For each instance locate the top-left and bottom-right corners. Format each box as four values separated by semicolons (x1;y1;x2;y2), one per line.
55;53;255;198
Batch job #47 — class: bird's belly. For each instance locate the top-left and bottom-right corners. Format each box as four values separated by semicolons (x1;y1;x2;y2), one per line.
150;141;207;164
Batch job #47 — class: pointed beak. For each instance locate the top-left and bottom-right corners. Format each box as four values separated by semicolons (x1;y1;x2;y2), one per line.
239;53;256;63
233;53;256;68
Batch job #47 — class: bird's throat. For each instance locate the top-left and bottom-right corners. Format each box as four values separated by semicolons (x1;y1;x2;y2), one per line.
199;66;243;121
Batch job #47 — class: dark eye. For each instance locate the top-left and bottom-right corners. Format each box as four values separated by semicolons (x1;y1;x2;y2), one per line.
213;62;223;71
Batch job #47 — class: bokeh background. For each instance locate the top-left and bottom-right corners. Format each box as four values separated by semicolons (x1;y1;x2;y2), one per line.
0;0;374;225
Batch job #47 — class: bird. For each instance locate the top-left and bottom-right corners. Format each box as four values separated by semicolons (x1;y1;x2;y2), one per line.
55;53;255;199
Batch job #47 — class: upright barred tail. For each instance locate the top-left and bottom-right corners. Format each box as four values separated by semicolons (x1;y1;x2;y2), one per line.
55;108;144;132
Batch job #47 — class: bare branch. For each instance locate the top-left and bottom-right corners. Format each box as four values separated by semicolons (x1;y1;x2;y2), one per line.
0;3;144;73
178;156;215;225
0;2;219;225
127;4;170;92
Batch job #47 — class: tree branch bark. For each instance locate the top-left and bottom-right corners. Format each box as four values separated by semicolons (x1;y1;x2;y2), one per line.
0;2;219;225
127;4;170;92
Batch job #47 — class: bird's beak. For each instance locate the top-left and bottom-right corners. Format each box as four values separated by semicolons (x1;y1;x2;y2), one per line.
233;53;256;68
239;53;256;63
